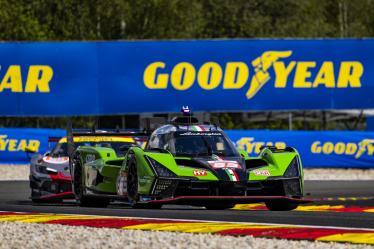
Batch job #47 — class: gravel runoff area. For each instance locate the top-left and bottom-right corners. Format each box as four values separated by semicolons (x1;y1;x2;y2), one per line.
0;221;371;249
0;164;374;181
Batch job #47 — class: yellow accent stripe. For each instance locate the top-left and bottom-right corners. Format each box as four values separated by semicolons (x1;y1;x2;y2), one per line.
59;136;135;143
0;214;94;223
233;204;374;212
1;213;373;245
233;204;349;211
324;197;371;201
317;233;374;245
232;204;265;210
124;222;285;233
295;205;344;212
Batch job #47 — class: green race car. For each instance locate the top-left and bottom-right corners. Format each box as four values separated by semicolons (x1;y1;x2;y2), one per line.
69;113;309;210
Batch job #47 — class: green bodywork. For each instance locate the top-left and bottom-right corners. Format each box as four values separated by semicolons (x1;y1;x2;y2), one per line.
76;145;304;196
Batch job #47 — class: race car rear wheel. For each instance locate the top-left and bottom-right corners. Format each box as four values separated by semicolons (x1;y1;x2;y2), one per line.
265;200;298;211
73;155;109;208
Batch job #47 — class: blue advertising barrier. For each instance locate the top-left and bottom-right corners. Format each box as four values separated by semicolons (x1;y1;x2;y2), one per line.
0;128;64;164
0;128;373;168
226;130;374;168
0;39;374;116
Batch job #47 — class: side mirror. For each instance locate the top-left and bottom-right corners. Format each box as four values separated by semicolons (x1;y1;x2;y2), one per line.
43;151;51;157
119;144;137;152
238;149;248;158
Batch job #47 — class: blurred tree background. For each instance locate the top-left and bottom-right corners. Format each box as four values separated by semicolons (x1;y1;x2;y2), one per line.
1;0;373;40
0;0;371;129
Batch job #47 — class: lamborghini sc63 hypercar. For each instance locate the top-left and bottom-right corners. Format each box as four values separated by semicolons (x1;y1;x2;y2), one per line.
29;133;140;203
70;116;308;210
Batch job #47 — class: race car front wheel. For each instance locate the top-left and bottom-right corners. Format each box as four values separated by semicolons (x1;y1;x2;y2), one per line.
265;200;298;211
127;157;138;203
127;155;162;209
73;155;109;208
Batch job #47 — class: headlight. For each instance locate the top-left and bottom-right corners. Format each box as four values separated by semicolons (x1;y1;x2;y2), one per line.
145;156;176;177
284;157;300;177
35;165;58;175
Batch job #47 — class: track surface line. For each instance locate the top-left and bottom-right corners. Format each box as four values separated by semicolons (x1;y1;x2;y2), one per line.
0;180;373;229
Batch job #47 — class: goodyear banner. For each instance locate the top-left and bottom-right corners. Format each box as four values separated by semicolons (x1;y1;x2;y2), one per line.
0;39;374;116
0;128;64;164
226;130;374;168
0;128;373;168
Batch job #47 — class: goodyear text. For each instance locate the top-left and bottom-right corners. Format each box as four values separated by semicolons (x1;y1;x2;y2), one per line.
0;65;53;93
311;139;374;159
236;137;286;154
0;135;40;152
143;51;364;99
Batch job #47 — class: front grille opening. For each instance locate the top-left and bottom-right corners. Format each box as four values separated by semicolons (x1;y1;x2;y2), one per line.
41;181;72;193
152;179;178;197
283;179;302;197
245;159;268;170
247;180;284;196
175;159;209;169
174;181;246;197
106;159;124;166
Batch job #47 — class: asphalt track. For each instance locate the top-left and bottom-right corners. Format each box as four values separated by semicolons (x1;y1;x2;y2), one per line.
0;180;373;229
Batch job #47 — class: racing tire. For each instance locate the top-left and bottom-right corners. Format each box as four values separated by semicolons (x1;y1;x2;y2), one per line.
127;154;163;209
73;155;109;208
127;155;139;205
204;204;235;210
265;200;299;211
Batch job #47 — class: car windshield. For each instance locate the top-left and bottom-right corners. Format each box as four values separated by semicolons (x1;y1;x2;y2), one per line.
169;132;239;157
51;142;134;157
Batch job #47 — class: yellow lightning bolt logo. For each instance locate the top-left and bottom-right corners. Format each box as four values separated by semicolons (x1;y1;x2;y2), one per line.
246;51;292;99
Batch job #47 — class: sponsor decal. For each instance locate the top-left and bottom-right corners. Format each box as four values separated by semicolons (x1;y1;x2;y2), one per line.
236;137;286;154
311;139;374;159
179;132;222;136
193;169;207;176
190;125;206;132
252;169;271;176
0;65;53;93
208;161;241;169
0;135;40;152
42;156;69;164
59;136;135;143
143;51;363;99
225;168;239;182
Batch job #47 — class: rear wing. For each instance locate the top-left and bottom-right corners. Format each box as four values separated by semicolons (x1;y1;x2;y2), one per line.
71;129;149;137
48;137;62;143
66;120;150;158
48;136;62;149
